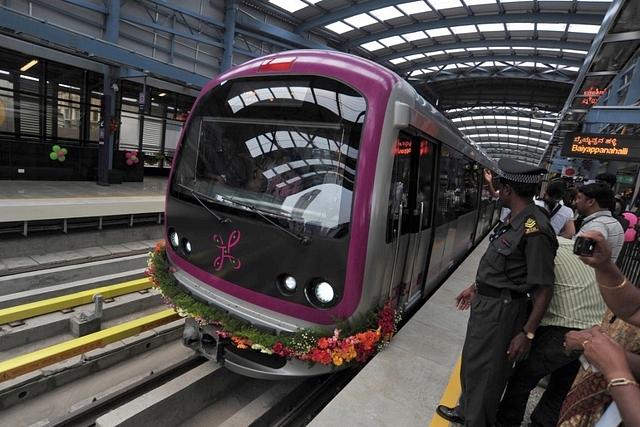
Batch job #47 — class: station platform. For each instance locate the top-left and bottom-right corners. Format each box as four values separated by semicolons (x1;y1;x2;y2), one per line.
309;238;487;427
0;175;168;268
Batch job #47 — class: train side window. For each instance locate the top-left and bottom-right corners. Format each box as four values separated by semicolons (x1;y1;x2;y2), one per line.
386;136;412;243
416;138;435;231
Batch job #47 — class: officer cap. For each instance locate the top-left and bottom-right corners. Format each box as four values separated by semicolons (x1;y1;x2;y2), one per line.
497;158;546;184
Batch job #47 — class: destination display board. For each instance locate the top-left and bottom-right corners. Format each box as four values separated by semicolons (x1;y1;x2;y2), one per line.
561;132;640;162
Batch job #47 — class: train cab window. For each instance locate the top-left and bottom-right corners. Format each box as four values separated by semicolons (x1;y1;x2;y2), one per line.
170;75;366;239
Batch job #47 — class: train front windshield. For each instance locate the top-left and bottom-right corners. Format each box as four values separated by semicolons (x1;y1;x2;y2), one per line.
170;75;366;238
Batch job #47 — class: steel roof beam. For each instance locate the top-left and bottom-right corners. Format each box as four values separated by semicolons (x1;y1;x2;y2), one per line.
377;39;592;65
339;13;605;51
0;8;210;88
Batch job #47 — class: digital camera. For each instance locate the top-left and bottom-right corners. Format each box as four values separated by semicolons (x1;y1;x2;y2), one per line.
573;236;596;257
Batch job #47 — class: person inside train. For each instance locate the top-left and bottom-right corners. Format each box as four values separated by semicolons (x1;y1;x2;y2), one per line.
559;230;640;427
203;133;249;187
494;234;605;427
534;179;576;238
437;158;558;427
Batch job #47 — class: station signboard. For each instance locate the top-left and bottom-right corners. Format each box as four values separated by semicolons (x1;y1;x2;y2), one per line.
561;132;640;162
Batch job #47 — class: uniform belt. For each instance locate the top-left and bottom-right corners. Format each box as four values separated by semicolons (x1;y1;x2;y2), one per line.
476;282;527;299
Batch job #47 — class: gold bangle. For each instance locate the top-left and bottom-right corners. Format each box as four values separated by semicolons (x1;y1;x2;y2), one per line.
607;378;640;391
598;278;628;290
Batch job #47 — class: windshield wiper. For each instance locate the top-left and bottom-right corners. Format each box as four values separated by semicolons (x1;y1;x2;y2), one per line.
217;194;312;246
179;184;231;225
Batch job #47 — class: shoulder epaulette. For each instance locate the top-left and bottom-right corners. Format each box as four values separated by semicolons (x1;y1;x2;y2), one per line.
523;215;541;236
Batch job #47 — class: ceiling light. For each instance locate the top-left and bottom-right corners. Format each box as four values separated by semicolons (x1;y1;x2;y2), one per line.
20;59;38;72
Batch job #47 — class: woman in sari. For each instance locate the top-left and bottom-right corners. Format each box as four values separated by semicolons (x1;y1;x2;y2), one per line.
559;230;640;427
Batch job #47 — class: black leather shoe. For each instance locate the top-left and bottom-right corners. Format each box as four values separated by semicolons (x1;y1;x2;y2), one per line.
436;405;465;425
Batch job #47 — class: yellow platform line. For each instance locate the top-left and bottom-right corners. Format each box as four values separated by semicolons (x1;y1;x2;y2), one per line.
0;277;153;325
430;356;462;427
0;309;181;383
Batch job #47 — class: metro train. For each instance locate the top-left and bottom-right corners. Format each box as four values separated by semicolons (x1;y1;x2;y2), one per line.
154;49;500;379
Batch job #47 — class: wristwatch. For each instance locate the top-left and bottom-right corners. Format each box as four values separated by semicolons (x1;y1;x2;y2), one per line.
522;329;535;340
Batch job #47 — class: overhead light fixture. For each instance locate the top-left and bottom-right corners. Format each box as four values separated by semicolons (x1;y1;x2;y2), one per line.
20;59;38;72
158;92;166;97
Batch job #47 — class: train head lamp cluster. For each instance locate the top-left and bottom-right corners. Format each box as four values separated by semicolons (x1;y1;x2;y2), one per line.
168;228;192;254
277;275;338;308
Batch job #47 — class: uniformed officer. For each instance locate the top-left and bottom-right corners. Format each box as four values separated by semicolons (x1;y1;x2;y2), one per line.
437;157;558;427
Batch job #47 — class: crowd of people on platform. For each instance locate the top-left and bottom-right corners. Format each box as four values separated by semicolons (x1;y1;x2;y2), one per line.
436;159;640;427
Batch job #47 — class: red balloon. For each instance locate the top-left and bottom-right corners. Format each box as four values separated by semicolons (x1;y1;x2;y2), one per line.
126;159;133;166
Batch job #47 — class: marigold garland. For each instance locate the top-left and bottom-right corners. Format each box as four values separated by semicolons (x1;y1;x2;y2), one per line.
145;242;402;368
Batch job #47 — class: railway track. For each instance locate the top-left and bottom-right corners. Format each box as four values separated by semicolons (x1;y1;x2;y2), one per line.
0;250;355;427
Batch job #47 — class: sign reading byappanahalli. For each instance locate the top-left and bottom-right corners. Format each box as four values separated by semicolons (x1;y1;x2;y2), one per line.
562;132;640;162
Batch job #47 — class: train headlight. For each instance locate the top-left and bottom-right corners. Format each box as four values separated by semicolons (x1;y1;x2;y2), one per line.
284;276;297;292
276;274;297;295
306;280;338;308
183;239;192;254
169;229;180;250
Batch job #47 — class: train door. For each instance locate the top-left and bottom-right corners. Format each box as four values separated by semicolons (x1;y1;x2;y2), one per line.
387;131;437;310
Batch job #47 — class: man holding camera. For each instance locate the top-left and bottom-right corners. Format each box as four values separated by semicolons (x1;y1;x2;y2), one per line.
494;182;624;427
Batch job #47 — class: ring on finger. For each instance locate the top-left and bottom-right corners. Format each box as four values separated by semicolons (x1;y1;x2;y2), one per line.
582;340;589;349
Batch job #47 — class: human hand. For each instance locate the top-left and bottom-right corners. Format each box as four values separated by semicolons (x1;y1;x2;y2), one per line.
564;326;600;356
454;285;477;311
583;329;630;380
507;332;531;362
576;231;612;267
483;169;492;183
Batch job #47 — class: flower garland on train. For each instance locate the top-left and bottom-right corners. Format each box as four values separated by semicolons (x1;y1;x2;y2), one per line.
145;242;402;368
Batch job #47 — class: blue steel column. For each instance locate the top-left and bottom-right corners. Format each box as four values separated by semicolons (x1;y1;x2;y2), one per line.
99;0;121;185
220;0;238;72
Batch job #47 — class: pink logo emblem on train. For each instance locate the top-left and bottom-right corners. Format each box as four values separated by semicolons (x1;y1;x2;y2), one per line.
213;230;242;271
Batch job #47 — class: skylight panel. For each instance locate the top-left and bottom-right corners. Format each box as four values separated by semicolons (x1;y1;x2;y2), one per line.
451;25;478;35
428;50;446;57
403;31;429;42
445;48;466;54
568;24;600;34
345;13;378;29
269;0;307;13
563;49;588;55
463;0;495;5
478;23;504;32
398;1;432;15
538;23;568;32
370;6;404;21
426;28;452;38
507;23;534;31
406;53;426;61
390;58;407;65
361;41;385;52
380;36;406;47
325;22;353;35
430;0;464;9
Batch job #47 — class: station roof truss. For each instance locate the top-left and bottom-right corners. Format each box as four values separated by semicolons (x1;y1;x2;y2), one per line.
244;0;638;167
